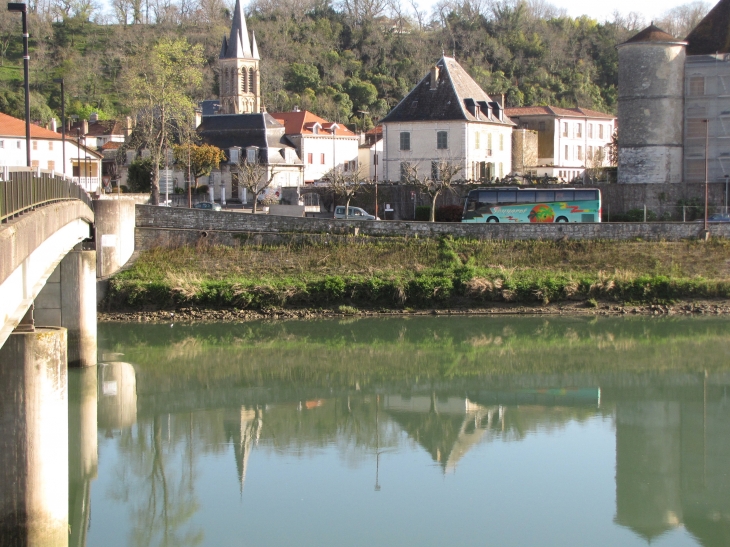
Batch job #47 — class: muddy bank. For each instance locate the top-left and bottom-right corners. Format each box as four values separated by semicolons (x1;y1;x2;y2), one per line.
98;299;730;323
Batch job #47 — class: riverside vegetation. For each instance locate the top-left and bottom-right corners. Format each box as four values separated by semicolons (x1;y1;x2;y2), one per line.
103;236;730;316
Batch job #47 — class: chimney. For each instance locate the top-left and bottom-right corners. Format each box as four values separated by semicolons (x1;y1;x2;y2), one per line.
50;117;57;132
194;108;202;129
430;66;439;90
90;112;98;123
82;120;89;135
293;106;300;112
124;117;133;138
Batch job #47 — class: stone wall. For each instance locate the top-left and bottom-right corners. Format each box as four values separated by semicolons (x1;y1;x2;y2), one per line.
135;204;730;250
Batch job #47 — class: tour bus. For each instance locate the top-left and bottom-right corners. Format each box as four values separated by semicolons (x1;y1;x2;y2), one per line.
462;187;602;223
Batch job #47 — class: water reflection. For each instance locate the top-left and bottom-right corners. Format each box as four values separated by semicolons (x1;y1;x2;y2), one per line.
69;317;730;546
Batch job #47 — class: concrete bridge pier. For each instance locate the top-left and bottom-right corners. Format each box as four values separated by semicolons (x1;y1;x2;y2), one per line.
35;249;97;368
0;328;69;547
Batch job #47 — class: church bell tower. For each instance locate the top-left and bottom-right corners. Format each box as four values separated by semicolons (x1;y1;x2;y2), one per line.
218;0;260;114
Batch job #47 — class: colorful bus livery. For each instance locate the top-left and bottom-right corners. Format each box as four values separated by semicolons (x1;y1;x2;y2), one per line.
462;187;602;223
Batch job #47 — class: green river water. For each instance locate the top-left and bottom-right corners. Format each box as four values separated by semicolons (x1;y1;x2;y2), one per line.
70;316;730;547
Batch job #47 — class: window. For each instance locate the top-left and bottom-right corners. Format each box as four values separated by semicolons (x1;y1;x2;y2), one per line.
48;141;53;150
400;132;411;151
0;140;3;148
478;191;497;207
515;190;536;203
599;125;604;139
563;122;568;137
307;153;313;164
689;76;705;96
320;153;325;164
437;131;448;149
555;190;574;201
588;124;593;139
246;148;257;163
32;140;37;150
17;140;21;149
576;123;582;138
577;145;583;161
31;160;39;168
687;119;707;138
538;121;546;131
498;190;516;203
686;159;705;182
574;190;598;201
499;134;504;151
475;132;480;149
536;190;554;202
47;160;55;171
499;162;503;178
587;146;593;161
230;148;240;163
564;145;569;160
487;133;492;155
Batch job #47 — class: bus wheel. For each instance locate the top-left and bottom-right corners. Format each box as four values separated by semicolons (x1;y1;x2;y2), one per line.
487;216;499;223
556;216;568;223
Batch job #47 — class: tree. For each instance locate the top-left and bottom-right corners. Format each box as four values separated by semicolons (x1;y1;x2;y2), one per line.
123;38;204;205
173;143;226;188
126;157;154;192
234;156;279;214
402;161;462;222
324;166;369;219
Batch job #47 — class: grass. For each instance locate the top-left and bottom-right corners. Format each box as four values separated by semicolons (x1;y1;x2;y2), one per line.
105;237;730;311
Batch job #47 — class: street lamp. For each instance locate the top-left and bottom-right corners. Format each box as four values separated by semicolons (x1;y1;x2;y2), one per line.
8;2;30;167
704;119;709;236
53;78;66;176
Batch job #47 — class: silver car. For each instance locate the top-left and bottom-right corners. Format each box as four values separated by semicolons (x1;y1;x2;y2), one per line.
193;201;222;211
334;206;378;220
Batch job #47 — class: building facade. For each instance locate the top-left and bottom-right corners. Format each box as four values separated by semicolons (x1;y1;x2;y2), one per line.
380;57;514;183
269;110;359;183
505;106;616;181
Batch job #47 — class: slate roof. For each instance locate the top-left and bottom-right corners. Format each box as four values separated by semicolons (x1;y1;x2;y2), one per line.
620;24;685;46
269;110;356;137
379;57;513;126
685;0;730;55
505;106;616;120
197;113;301;165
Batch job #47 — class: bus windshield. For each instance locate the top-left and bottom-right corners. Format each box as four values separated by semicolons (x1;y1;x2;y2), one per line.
463;187;601;223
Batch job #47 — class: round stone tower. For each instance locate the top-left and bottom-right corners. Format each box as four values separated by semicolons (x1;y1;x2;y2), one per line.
617;25;687;184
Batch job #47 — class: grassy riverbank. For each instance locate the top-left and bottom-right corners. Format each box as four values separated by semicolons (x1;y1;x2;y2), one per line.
104;237;730;312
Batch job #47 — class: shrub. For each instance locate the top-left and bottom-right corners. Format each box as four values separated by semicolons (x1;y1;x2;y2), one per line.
435;205;463;222
415;206;431;221
197;184;210;195
612;208;657;222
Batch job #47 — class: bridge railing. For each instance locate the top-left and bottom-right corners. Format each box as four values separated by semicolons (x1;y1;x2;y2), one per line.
1;168;93;223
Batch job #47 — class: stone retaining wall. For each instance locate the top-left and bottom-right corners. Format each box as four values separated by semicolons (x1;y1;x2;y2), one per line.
135;205;730;249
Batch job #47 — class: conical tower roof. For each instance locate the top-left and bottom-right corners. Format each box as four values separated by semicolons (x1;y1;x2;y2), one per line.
685;0;730;55
220;0;253;59
251;31;260;60
620;24;686;46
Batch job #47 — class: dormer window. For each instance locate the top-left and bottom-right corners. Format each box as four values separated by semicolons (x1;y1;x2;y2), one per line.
229;147;240;163
246;147;258;163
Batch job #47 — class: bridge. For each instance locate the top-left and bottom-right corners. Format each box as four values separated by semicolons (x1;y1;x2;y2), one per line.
0;167;135;546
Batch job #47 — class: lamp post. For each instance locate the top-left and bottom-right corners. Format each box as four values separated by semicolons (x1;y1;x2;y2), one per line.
725;174;728;214
52;78;66;176
76;128;81;185
704;119;709;236
8;2;30;167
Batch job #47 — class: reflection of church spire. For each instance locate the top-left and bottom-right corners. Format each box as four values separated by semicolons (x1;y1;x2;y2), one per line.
225;407;262;495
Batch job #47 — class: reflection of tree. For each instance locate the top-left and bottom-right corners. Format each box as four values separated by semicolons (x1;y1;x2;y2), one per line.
110;415;203;547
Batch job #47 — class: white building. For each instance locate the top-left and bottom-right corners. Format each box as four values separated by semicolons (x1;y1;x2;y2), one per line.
505;106;615;182
380;56;514;183
270;110;359;183
358;125;384;182
0;112;103;192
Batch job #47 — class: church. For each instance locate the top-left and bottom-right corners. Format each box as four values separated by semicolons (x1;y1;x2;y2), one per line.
617;0;730;186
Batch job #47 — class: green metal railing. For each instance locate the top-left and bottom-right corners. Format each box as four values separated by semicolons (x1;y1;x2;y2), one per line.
1;170;93;223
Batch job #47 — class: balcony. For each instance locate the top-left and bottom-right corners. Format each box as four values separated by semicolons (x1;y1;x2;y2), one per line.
72;177;100;193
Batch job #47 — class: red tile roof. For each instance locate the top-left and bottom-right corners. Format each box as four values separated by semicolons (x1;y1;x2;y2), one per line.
0;112;63;139
622;24;684;46
505;106;615;119
101;141;123;150
269;110;356;137
70;119;126;137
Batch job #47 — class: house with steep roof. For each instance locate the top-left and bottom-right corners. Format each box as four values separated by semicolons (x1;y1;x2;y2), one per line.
270;109;359;183
505;106;616;181
379;56;514;183
0;112;102;192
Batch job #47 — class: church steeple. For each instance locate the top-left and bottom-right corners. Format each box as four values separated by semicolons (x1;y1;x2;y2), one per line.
218;0;260;114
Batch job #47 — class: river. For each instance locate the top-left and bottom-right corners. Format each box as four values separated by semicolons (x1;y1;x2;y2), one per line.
70;316;730;547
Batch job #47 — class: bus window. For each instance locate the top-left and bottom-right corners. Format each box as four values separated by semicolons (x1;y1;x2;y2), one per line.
574;190;598;201
555;190;574;201
498;191;517;204
466;193;478;211
478;191;497;207
535;190;554;202
515;190;536;203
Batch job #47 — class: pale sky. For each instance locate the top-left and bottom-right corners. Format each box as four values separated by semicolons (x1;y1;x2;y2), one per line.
415;0;706;24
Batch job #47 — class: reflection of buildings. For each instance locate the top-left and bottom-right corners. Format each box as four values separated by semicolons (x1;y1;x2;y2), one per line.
383;394;499;473
97;362;138;433
613;383;730;546
224;407;262;493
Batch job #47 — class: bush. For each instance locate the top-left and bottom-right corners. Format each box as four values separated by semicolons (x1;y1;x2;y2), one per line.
126;158;154;193
435;205;463;222
415;206;431;221
612;208;657;222
197;184;209;195
174;187;185;194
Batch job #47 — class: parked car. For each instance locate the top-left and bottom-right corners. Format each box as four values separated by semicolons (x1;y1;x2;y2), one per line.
193;202;222;211
708;213;730;222
334;206;378;220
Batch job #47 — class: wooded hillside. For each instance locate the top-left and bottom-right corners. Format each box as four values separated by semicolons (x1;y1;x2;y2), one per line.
0;0;710;131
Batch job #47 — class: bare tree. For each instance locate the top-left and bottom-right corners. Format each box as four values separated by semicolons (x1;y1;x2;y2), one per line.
656;1;710;39
402;160;462;222
324;166;369;219
235;156;279;214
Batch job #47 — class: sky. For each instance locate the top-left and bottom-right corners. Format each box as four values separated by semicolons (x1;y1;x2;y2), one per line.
413;0;705;25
